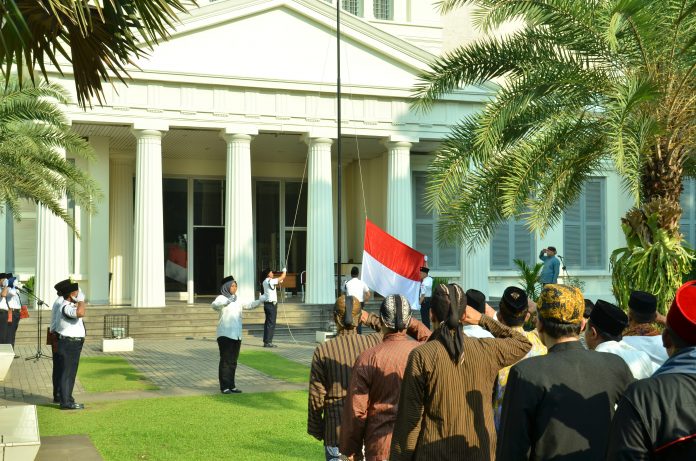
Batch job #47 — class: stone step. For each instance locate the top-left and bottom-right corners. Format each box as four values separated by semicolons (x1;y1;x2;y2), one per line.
12;303;336;345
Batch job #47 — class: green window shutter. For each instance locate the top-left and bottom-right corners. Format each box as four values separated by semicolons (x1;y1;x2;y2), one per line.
564;178;606;270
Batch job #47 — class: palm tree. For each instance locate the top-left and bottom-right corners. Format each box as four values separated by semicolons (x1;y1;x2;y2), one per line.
416;0;696;313
0;0;194;107
0;77;100;231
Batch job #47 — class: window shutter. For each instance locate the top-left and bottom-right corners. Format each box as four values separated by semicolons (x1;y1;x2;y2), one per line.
374;0;393;19
490;224;511;269
513;221;535;265
564;178;606;270
584;180;604;269
416;223;434;260
563;198;583;268
414;174;429;220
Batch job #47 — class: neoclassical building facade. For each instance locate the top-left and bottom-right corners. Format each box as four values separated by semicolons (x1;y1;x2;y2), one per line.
3;0;678;307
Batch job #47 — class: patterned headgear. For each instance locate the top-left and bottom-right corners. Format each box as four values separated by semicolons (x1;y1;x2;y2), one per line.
380;294;411;330
538;284;584;324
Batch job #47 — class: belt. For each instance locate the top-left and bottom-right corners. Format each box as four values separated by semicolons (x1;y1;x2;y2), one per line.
58;335;84;341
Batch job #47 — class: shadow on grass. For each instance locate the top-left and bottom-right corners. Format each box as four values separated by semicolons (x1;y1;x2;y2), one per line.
238;350;310;383
78;357;159;392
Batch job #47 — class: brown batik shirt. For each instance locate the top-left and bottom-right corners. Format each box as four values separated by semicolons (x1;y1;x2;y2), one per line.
340;319;431;461
307;314;429;448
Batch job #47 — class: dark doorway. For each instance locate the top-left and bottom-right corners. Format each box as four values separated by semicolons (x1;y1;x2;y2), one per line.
194;227;224;295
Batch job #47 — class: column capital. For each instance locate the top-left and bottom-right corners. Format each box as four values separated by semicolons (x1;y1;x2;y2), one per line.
221;125;259;137
301;134;334;146
131;128;165;140
131;119;169;132
383;134;419;146
220;133;255;143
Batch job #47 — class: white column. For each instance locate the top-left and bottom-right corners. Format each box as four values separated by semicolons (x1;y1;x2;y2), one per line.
305;136;335;304
385;139;415;246
461;246;490;296
221;128;257;298
87;136;110;304
0;210;7;270
131;128;166;307
35;148;69;309
109;157;134;305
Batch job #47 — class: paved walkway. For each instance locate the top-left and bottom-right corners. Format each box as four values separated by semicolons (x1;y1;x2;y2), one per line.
0;334;319;405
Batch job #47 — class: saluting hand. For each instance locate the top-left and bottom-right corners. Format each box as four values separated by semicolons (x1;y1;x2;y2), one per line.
461;305;483;325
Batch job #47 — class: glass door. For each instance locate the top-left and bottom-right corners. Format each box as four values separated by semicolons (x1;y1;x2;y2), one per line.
193;179;225;295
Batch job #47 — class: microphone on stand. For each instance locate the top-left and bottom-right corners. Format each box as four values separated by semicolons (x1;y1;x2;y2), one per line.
557;255;567;271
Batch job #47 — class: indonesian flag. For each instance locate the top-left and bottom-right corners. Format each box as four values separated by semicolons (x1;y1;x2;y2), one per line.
362;219;425;309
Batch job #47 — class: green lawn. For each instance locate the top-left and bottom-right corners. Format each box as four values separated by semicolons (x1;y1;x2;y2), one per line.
38;391;321;460
238;350;311;383
78;357;159;392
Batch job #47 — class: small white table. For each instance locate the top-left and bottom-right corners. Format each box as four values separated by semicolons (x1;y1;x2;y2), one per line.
0;405;40;461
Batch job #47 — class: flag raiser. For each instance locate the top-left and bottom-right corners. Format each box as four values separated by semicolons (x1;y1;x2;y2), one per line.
361;219;425;309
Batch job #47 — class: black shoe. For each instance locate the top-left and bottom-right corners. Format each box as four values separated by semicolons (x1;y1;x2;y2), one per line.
221;389;232;394
60;403;84;410
13;355;20;359
264;343;278;348
229;388;242;394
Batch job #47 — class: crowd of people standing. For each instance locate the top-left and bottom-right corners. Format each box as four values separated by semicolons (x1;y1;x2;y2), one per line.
307;271;696;460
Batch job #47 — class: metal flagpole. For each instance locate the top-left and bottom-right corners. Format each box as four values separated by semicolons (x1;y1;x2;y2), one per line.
336;0;342;296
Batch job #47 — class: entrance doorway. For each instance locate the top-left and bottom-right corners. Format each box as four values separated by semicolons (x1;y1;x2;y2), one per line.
192;179;225;295
255;180;307;293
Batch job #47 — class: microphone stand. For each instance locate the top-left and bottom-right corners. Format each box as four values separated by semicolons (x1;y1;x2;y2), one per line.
558;255;570;281
19;286;52;361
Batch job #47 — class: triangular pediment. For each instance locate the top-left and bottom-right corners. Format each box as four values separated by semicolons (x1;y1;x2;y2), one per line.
133;0;434;88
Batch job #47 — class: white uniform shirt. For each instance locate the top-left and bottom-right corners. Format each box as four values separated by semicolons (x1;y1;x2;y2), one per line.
420;276;433;298
56;299;86;338
463;324;495;339
50;296;64;333
263;277;280;303
6;287;20;310
621;335;669;367
343;278;370;303
212;295;264;340
595;340;657;379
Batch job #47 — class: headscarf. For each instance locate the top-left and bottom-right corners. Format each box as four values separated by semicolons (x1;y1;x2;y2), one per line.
431;283;467;364
221;279;237;302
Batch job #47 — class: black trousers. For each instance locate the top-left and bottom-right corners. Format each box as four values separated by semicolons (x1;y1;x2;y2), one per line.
420;297;432;330
6;310;20;348
52;343;65;401
263;302;277;344
58;336;84;407
217;336;242;391
0;310;8;344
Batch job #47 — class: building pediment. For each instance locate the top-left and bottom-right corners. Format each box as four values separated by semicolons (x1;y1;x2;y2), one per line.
131;0;434;89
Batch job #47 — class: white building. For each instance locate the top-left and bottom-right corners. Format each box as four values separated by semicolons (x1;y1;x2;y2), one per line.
2;0;690;307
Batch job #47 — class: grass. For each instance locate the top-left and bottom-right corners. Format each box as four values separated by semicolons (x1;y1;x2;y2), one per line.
37;391;321;461
238;350;310;383
77;357;159;392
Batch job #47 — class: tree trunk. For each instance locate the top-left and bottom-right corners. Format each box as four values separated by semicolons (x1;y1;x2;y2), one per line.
641;140;684;236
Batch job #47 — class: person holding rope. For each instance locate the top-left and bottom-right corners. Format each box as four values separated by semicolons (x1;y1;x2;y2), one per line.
261;267;286;348
212;275;265;394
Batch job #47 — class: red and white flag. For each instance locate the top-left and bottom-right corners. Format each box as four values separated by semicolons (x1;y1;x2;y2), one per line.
362;219;425;309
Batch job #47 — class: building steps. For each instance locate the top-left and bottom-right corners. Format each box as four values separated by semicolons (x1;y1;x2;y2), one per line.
12;303;336;345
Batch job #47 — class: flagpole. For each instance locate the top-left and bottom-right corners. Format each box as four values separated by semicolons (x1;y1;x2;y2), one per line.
336;0;343;297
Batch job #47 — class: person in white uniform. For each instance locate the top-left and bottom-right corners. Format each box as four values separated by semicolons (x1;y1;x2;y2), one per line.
621;290;669;367
54;279;87;410
419;265;433;330
212;275;265;394
261;267;286;348
50;280;69;404
343;267;371;334
463;289;494;338
585;299;656;379
4;275;23;351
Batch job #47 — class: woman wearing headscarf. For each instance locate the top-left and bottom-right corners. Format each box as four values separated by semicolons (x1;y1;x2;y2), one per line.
390;283;532;461
211;275;265;394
